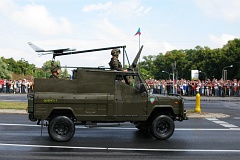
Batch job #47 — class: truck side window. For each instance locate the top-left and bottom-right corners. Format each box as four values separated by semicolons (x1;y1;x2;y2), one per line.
123;75;141;91
115;75;123;81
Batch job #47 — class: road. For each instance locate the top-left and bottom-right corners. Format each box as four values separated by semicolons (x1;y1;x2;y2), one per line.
0;93;27;102
0;100;240;160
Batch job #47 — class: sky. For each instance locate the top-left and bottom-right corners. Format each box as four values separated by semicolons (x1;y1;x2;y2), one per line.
0;0;239;69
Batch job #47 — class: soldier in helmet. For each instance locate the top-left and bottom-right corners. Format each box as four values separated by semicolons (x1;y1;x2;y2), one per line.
49;65;61;79
109;49;127;71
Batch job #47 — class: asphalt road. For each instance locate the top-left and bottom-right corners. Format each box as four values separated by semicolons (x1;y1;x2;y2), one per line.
0;93;27;102
0;101;240;160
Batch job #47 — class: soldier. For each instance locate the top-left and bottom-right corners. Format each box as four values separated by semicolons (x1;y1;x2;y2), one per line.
109;49;127;71
49;65;61;79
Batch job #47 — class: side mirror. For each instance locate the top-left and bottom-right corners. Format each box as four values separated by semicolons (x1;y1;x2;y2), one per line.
140;83;146;93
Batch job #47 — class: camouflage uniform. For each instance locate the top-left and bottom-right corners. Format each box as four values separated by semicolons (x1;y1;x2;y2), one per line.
49;65;60;79
109;49;123;71
49;74;59;79
109;57;123;71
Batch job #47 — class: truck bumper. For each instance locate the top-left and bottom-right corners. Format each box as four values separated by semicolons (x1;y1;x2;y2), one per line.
183;110;189;120
176;110;188;121
27;93;37;121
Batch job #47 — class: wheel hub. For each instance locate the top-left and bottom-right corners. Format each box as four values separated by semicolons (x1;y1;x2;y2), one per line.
55;122;69;135
156;121;169;134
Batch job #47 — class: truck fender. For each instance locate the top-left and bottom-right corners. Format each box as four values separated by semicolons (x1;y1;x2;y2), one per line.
148;105;175;121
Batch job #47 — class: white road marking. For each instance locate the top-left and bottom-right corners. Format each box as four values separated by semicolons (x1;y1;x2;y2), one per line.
0;123;240;130
230;128;240;130
206;118;240;129
0;143;239;153
220;124;239;128
176;128;240;131
206;118;218;121
212;121;228;124
0;123;37;127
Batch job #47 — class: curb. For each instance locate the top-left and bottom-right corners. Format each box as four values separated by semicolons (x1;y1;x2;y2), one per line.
186;112;230;118
183;97;240;102
185;99;240;102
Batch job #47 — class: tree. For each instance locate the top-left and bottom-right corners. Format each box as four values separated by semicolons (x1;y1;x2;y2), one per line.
62;67;69;78
154;53;165;79
221;39;240;79
0;58;12;79
139;38;240;80
2;57;36;77
33;68;47;78
139;55;156;78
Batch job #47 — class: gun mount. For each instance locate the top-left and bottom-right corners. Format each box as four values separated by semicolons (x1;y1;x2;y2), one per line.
28;42;143;70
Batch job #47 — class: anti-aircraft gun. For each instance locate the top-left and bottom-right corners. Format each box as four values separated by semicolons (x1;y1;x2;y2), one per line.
28;42;142;72
27;43;187;142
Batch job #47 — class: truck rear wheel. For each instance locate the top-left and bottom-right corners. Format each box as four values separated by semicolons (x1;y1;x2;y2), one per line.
48;116;75;142
150;115;174;140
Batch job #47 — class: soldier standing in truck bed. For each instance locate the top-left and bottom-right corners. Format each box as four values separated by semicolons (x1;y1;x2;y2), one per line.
109;49;127;71
49;65;61;79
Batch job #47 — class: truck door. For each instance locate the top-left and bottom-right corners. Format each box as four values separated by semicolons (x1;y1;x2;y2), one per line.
114;74;148;116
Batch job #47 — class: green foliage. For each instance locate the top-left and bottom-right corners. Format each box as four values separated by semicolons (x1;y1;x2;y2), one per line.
2;57;36;75
139;55;156;78
61;67;69;78
140;68;152;79
140;38;240;80
0;58;12;79
1;39;239;80
1;57;68;79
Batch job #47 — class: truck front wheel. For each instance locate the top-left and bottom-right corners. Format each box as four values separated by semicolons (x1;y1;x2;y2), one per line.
48;116;75;142
150;115;175;140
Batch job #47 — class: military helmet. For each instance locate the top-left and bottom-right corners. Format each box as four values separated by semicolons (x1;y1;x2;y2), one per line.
51;65;61;73
111;49;120;56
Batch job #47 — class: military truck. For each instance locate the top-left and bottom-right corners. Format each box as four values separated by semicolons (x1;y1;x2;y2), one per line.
27;45;188;142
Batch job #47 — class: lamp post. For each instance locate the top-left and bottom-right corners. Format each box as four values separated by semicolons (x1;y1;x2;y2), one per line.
162;71;170;80
162;71;174;93
222;65;233;81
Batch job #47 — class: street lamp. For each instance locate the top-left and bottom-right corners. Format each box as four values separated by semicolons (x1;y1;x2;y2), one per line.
162;71;174;93
162;71;170;80
222;65;233;80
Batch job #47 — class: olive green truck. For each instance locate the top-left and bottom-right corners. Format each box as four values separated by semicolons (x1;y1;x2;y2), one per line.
28;68;187;142
27;45;187;142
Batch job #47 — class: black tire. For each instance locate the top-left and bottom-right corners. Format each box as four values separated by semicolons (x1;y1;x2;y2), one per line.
150;115;175;140
48;116;75;142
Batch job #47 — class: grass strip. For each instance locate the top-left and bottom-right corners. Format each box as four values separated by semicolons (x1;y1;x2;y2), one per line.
0;101;27;110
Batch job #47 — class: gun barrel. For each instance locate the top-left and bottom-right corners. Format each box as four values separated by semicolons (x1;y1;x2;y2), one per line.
55;45;126;57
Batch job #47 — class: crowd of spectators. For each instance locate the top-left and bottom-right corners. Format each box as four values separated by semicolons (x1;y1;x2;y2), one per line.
146;78;240;97
0;79;33;94
1;78;240;97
